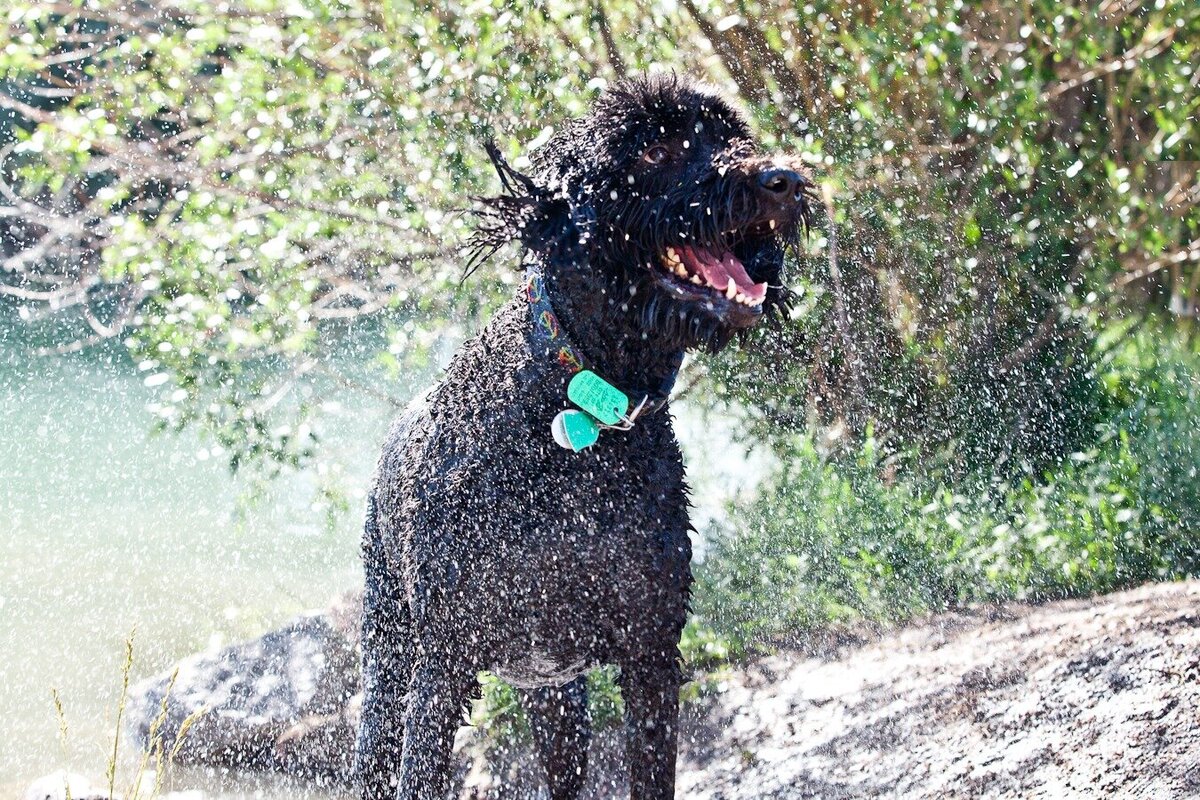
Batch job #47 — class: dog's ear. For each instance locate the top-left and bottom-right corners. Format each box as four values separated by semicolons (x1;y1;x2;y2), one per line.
464;141;588;278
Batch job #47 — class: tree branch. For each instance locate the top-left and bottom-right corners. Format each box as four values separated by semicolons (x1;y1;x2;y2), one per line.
1116;239;1200;288
820;184;868;429
1041;26;1178;101
592;1;626;78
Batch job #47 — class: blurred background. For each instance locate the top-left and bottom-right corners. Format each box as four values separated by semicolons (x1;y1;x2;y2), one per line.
1;0;1197;795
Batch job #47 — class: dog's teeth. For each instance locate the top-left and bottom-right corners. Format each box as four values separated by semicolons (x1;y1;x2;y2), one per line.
725;281;737;299
690;274;702;285
666;247;678;261
736;292;747;304
675;264;687;278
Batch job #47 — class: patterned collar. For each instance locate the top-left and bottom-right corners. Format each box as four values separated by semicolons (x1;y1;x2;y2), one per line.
524;268;682;416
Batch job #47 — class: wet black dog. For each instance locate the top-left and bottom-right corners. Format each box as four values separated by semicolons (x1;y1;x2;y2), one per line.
356;74;812;799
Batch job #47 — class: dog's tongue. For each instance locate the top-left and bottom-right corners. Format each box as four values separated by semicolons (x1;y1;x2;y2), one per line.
680;246;766;301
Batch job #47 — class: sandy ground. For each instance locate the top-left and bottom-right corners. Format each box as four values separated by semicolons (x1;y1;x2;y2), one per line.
670;580;1200;799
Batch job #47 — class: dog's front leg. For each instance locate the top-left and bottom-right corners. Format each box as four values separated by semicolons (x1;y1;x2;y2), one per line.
356;499;412;800
397;658;474;800
356;590;411;800
620;657;682;799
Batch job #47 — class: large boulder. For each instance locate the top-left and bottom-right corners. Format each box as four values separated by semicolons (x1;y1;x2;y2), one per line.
126;593;361;782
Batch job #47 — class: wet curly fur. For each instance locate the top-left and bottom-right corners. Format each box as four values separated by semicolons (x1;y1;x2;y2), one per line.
356;74;812;800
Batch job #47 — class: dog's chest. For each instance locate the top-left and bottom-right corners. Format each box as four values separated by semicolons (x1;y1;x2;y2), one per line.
425;434;693;655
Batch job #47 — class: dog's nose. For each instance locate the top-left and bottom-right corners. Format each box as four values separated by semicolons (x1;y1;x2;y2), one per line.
756;169;806;203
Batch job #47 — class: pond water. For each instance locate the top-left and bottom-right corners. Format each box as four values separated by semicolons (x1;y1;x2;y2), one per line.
0;305;762;798
0;309;394;798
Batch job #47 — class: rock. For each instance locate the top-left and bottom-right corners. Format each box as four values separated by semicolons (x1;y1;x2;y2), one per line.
22;771;112;800
126;592;362;782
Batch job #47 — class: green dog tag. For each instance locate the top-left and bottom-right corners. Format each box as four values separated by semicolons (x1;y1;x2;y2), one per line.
551;409;600;451
567;370;629;426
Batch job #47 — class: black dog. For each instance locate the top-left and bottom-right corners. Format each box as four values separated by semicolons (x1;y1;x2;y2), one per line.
356;74;812;799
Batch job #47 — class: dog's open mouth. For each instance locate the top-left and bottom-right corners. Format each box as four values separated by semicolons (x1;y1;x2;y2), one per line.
656;245;766;308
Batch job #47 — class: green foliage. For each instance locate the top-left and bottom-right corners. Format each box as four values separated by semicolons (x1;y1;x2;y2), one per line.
695;330;1200;648
3;0;1197;477
468;611;747;739
696;0;1200;475
2;0;612;474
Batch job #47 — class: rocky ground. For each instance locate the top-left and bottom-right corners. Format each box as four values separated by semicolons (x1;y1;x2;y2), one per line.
674;579;1200;799
31;580;1199;799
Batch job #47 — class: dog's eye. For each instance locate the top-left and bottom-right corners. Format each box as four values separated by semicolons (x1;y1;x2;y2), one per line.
642;145;671;165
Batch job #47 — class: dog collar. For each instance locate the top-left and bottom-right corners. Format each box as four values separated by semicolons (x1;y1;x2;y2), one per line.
525;268;682;451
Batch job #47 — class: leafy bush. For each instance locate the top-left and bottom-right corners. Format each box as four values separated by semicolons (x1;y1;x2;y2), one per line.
694;329;1200;648
469;624;740;742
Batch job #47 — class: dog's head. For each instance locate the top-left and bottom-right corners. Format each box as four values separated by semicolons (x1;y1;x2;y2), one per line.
471;73;814;352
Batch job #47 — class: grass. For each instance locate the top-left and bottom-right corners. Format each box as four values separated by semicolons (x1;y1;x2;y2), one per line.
49;629;205;800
